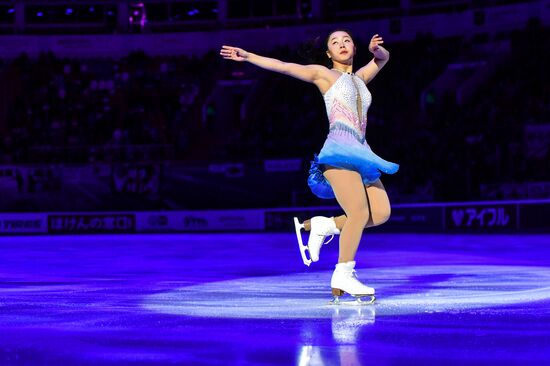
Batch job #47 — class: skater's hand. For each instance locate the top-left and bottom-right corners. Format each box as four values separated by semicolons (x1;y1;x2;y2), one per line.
220;45;249;62
368;34;384;53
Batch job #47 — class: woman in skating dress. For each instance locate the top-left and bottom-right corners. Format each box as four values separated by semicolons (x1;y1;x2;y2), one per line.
220;30;399;303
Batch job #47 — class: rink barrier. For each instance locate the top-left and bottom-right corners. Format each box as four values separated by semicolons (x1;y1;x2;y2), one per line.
0;199;548;235
136;209;266;232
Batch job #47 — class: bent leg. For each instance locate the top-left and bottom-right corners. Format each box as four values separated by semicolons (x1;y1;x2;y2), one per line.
323;168;370;263
305;179;390;231
365;179;391;228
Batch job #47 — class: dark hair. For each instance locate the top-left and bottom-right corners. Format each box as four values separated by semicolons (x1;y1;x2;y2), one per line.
325;28;355;47
297;35;328;66
297;28;355;67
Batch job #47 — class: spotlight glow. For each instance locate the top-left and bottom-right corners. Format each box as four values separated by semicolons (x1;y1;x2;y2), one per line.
143;265;550;319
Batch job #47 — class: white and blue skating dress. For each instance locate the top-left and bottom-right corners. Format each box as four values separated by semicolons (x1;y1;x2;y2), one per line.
308;71;399;199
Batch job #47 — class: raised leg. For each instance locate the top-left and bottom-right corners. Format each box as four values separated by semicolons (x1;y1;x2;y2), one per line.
294;216;340;265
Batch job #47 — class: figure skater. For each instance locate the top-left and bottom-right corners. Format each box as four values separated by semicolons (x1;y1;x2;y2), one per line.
220;30;399;304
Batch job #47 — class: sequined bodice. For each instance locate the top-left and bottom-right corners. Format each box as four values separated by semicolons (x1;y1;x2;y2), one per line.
323;72;372;143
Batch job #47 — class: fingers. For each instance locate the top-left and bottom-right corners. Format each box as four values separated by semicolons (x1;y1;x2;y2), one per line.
219;45;237;59
369;34;384;53
220;45;248;61
371;34;384;45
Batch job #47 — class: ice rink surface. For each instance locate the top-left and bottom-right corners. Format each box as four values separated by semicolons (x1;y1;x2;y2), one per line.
1;232;549;365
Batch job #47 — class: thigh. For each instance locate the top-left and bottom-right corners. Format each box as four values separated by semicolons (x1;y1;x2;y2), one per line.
365;179;390;212
323;168;368;215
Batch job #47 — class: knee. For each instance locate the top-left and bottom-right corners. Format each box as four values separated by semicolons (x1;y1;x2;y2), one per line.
349;207;370;227
371;206;391;226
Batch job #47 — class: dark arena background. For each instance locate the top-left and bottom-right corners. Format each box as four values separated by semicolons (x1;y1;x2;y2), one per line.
0;1;549;365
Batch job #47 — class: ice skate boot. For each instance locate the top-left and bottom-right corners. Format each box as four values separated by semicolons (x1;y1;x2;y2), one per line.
294;216;340;266
330;261;375;305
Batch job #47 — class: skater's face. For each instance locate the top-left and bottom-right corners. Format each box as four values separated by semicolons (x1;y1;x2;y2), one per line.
326;31;356;64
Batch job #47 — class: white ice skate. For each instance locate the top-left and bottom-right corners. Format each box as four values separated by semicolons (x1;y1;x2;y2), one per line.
330;261;376;305
294;216;340;266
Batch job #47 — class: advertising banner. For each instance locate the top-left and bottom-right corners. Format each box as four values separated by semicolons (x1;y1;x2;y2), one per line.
139;209;282;232
48;213;136;234
444;204;517;232
0;213;48;234
136;212;174;232
175;209;265;232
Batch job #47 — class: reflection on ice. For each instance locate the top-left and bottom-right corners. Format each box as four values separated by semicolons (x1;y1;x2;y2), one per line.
298;346;324;366
297;307;376;366
331;306;375;344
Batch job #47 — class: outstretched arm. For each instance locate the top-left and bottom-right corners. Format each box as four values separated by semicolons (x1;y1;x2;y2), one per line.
356;34;390;84
220;45;326;84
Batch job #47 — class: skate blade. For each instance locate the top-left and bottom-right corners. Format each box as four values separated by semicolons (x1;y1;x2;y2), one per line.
293;217;311;266
329;295;376;306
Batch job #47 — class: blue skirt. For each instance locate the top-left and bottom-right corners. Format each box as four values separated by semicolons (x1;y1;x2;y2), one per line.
308;131;399;199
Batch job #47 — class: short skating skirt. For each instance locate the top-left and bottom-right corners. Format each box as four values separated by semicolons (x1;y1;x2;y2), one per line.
308;131;399;199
